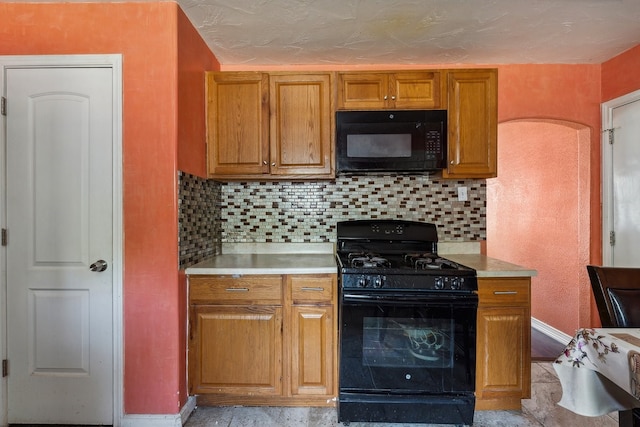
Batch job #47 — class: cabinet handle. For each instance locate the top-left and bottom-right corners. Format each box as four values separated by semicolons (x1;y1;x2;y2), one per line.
493;291;517;295
225;287;249;292
271;162;276;167
384;95;388;100
301;287;325;292
263;160;268;165
391;95;396;100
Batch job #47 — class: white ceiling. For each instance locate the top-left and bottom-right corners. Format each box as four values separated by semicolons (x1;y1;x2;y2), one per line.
176;0;640;66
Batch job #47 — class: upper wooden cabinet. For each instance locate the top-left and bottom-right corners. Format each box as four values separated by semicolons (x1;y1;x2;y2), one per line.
269;74;333;177
443;69;498;178
206;68;497;180
206;72;334;180
337;71;442;110
206;72;269;176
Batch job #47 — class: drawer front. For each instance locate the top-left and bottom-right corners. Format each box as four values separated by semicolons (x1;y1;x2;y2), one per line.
289;274;336;304
190;275;282;305
478;278;530;306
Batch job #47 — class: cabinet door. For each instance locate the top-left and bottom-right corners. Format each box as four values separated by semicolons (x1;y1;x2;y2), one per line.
475;277;531;410
392;71;442;109
444;69;497;178
189;305;283;396
206;72;269;176
289;305;334;396
269;73;334;177
337;72;441;110
337;73;389;109
476;306;529;402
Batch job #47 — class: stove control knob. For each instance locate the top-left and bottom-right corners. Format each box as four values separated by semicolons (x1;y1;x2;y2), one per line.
357;276;368;288
450;278;461;290
434;277;444;290
373;276;384;288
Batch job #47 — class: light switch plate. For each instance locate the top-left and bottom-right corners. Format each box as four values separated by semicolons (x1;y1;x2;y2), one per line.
457;186;468;201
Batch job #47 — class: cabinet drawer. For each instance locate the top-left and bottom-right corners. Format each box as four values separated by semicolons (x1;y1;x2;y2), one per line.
478;278;530;306
190;276;282;305
289;275;336;304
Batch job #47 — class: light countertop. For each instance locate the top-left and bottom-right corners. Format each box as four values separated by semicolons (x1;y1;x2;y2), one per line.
445;254;537;278
185;244;536;278
185;253;337;275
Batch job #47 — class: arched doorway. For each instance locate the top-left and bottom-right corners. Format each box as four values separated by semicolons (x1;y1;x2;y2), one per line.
487;119;591;336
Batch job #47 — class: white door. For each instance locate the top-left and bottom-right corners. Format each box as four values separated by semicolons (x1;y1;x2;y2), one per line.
5;66;114;424
603;92;640;267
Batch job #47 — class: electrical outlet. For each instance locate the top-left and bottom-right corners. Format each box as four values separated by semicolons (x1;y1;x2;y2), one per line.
457;186;468;201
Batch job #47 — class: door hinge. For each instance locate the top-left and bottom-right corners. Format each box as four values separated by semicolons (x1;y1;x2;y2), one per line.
603;127;615;145
1;96;6;116
610;230;616;246
2;359;7;377
1;228;6;246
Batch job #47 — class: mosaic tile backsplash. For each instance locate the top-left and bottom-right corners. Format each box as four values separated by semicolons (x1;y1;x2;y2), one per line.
178;172;222;267
179;172;486;268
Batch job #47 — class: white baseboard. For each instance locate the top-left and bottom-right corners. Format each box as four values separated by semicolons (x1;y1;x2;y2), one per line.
120;396;196;427
531;317;572;345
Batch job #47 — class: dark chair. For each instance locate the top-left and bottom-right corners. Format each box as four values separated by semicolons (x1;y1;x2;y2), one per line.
587;265;640;327
587;265;640;427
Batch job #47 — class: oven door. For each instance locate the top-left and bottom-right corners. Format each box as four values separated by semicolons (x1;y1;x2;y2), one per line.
339;291;477;395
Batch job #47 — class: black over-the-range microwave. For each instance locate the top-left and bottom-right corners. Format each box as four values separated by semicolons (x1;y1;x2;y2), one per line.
335;109;447;174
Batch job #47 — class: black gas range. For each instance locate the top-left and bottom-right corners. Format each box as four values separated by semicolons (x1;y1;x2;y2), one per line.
336;220;478;426
336;219;477;293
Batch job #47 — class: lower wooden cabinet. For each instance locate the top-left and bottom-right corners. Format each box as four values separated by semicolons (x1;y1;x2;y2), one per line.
475;277;532;410
188;273;337;406
289;305;334;396
190;305;283;396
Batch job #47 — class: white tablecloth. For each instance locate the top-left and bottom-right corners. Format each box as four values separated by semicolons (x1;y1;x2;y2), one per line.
554;328;640;416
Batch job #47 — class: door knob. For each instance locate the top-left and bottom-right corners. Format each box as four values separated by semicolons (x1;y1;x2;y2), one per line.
90;259;108;272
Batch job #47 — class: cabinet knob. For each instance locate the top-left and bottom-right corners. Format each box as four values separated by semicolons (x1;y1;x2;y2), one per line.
391;96;396;100
450;160;454;165
271;162;276;167
263;160;268;165
384;95;388;100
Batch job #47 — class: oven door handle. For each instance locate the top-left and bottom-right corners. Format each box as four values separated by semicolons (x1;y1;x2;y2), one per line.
342;292;478;305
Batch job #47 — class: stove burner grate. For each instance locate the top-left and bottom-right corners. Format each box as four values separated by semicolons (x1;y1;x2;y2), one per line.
347;252;391;269
404;253;459;270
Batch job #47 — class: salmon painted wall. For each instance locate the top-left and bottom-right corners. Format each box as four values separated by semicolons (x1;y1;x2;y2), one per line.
176;7;219;407
602;44;640;101
490;65;602;334
496;64;602;261
0;2;182;415
487;121;591;334
178;8;220;178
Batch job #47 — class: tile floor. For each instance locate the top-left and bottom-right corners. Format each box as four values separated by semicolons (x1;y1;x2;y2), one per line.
184;362;619;426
